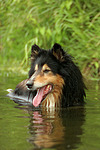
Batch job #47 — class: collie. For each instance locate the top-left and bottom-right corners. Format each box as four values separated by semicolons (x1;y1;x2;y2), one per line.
7;43;86;108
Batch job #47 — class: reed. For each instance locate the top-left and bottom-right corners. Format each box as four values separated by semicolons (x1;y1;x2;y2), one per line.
0;0;100;78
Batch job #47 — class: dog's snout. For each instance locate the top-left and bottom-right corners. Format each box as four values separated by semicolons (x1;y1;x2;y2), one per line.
26;81;33;89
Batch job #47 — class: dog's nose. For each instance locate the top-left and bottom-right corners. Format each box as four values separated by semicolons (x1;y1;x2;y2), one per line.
26;81;33;89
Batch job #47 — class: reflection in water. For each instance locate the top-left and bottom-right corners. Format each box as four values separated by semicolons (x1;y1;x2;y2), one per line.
1;73;100;150
27;107;85;149
29;110;63;148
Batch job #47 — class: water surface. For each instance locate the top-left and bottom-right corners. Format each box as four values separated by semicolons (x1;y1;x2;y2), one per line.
0;72;100;150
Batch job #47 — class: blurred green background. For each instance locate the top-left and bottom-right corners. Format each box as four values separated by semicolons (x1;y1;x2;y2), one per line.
0;0;100;79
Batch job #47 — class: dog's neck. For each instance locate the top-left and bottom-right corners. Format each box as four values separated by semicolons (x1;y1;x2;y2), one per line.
42;84;64;108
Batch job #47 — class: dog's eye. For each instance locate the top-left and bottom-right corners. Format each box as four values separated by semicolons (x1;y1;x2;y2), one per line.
43;69;51;73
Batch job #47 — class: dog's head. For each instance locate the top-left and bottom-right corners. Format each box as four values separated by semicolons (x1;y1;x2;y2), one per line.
26;43;65;107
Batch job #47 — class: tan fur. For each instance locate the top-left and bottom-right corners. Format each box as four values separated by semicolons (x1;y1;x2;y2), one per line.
42;64;51;72
42;74;64;108
33;64;65;108
35;64;38;71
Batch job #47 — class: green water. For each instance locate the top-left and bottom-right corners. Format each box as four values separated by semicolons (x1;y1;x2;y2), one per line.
0;72;100;150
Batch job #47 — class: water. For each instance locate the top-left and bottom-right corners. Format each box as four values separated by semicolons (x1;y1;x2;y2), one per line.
0;72;100;150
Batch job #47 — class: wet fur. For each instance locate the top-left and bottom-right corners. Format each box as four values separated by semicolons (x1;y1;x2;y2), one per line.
8;43;86;107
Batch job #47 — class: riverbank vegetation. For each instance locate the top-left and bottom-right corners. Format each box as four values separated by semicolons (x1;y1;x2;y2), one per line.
0;0;100;79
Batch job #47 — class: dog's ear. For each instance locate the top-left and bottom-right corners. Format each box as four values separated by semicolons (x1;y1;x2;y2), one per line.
52;43;65;62
31;44;41;60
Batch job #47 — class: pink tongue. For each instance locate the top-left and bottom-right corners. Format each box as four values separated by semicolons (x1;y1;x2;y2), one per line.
33;85;51;107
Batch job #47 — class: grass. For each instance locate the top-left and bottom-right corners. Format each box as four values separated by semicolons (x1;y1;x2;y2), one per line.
0;0;100;79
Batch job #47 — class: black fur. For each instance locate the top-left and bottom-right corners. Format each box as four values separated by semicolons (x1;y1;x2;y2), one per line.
8;43;86;107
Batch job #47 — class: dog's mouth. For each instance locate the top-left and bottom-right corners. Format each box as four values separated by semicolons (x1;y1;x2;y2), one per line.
32;84;53;107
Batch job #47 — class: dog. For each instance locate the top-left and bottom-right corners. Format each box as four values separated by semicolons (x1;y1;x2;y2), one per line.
7;43;86;108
